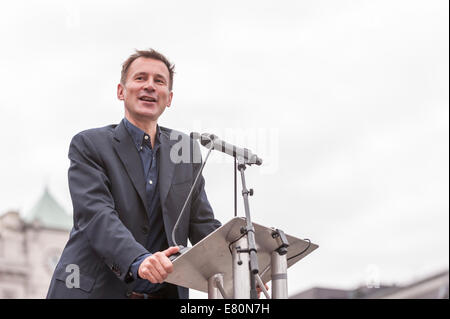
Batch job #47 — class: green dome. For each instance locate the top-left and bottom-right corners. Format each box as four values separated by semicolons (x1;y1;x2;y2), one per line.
23;187;73;231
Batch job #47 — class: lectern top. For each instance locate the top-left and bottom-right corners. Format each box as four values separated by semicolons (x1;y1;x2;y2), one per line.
165;217;318;296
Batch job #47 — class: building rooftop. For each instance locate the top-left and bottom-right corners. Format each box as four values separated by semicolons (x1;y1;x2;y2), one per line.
22;187;73;231
291;270;449;299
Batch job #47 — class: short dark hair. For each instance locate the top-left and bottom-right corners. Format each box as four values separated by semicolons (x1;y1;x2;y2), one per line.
120;49;175;91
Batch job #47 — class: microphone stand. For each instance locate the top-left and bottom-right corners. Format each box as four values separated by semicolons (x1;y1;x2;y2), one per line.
170;137;215;260
236;155;260;299
173;132;263;298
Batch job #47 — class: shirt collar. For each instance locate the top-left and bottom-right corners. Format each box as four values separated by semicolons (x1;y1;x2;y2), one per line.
123;117;161;151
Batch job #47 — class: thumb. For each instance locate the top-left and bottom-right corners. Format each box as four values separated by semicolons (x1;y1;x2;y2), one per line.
163;246;180;257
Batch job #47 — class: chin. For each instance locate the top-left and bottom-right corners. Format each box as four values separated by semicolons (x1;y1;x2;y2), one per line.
126;105;163;122
136;112;161;121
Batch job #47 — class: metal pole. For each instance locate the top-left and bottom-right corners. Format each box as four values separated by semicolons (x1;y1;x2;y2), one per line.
232;237;250;299
237;156;259;299
208;273;225;299
271;251;288;299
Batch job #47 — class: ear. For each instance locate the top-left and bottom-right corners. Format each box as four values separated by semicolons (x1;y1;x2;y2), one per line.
117;83;125;100
166;91;173;108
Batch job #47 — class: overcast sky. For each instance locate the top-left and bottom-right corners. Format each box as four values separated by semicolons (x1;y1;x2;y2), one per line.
0;0;448;298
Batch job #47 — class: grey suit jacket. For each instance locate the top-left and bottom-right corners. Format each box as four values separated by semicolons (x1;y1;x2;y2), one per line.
46;120;221;299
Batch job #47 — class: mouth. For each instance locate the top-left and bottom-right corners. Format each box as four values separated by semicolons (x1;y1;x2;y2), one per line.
138;96;157;103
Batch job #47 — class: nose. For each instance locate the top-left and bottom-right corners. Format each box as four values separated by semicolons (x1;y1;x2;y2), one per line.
142;79;155;92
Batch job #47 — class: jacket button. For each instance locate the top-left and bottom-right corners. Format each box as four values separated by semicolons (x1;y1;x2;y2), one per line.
111;263;122;276
141;225;150;234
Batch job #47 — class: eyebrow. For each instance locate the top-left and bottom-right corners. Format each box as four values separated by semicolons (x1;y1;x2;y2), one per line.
133;71;167;81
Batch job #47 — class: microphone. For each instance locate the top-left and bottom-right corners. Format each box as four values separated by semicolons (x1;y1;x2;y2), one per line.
193;132;263;166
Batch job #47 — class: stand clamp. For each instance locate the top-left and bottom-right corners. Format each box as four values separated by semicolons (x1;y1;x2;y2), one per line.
271;229;290;255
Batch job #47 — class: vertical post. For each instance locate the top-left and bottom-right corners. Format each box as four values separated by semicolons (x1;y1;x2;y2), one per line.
237;156;260;299
232;237;250;299
208;273;224;299
271;251;288;299
234;156;237;217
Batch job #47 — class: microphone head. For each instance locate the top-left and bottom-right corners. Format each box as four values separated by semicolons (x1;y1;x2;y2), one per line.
190;132;201;140
250;154;263;166
199;133;217;148
201;133;217;141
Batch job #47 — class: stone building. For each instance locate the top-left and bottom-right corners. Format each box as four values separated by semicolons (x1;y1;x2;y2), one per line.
291;270;449;299
0;188;72;298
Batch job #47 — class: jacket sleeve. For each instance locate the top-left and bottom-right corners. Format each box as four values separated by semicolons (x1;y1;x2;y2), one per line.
188;140;222;245
68;132;149;283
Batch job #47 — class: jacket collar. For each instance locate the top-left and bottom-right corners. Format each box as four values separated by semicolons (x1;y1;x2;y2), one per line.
112;119;176;208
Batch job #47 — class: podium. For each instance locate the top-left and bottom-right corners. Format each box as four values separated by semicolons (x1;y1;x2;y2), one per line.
166;217;318;299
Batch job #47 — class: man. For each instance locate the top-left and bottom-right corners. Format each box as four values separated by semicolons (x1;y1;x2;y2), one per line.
46;49;222;299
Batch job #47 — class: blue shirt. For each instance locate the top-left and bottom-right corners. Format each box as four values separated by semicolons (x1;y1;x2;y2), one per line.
123;117;169;293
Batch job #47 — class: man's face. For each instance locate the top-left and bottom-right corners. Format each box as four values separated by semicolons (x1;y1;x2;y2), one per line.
117;57;173;123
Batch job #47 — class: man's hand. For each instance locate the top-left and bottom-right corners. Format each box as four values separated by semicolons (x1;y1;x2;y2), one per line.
138;246;180;284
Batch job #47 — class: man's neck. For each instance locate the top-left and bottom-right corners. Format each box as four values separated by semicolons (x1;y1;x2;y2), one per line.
125;115;158;147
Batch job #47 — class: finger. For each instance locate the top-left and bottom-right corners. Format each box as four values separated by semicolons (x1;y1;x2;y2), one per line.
149;270;164;283
141;257;165;283
138;260;152;280
140;268;156;283
163;246;180;257
159;255;174;273
154;252;174;274
149;257;167;282
147;265;164;283
138;267;147;280
145;271;158;284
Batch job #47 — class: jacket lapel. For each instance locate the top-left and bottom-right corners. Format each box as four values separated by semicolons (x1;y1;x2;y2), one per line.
158;128;176;205
112;120;148;212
